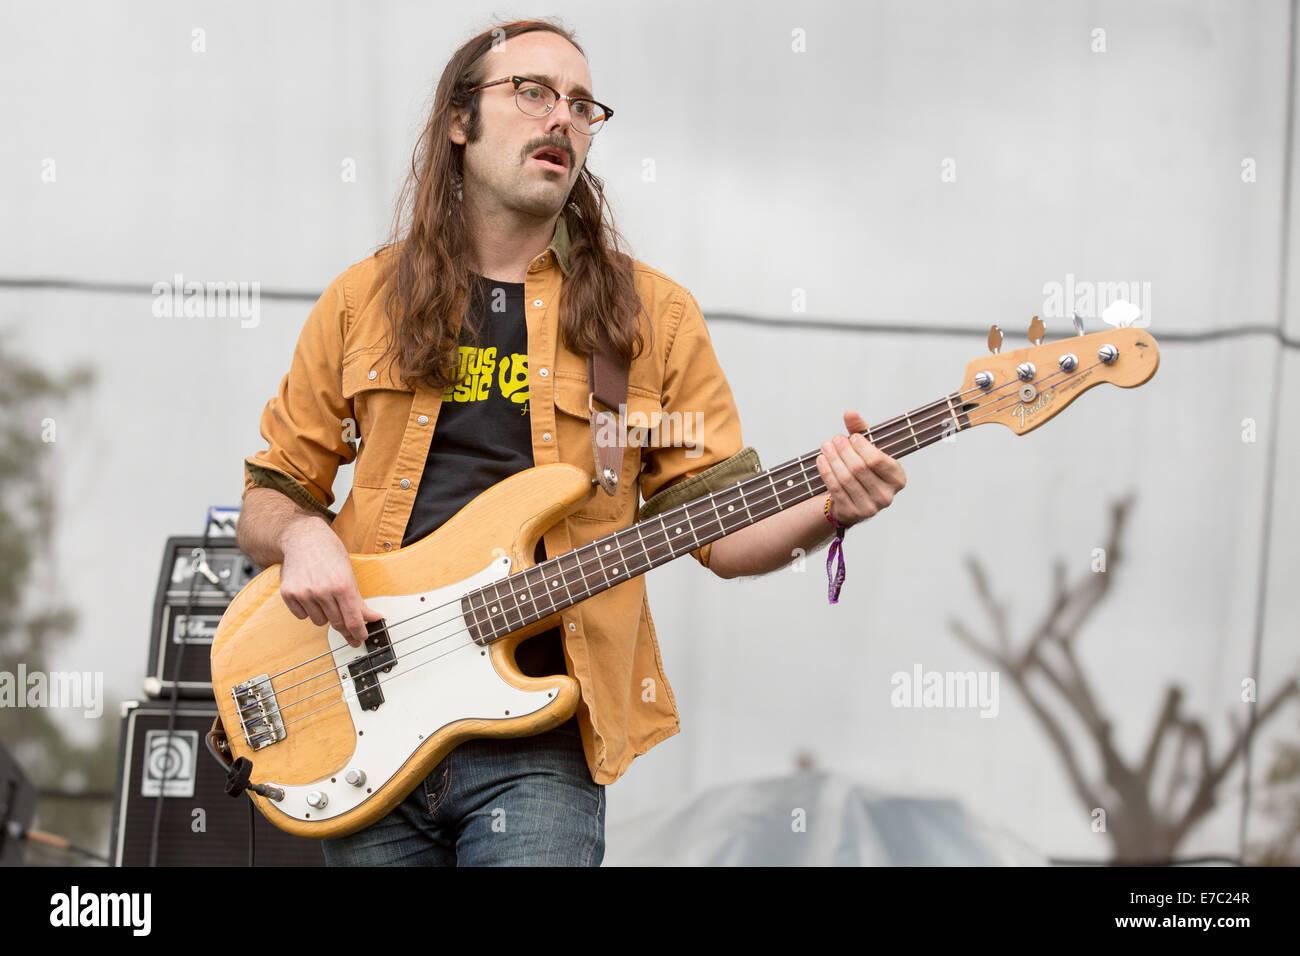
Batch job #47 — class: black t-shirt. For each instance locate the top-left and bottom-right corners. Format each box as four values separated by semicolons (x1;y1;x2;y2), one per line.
401;275;566;677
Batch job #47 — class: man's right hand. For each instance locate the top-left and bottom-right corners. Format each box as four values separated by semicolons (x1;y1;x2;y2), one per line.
278;515;382;648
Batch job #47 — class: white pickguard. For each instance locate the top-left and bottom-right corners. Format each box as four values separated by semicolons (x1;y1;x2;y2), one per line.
263;556;557;823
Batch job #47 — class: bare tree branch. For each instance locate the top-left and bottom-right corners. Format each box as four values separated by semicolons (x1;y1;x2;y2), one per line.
950;494;1298;861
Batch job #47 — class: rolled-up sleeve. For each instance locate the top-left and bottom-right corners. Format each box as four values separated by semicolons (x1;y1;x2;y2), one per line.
243;275;355;520
638;288;758;569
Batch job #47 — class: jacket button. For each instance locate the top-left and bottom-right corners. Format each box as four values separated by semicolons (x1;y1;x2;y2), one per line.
532;299;544;307
382;541;392;551
417;415;429;426
538;367;548;378
568;622;576;631
542;432;552;442
399;478;411;490
367;370;377;380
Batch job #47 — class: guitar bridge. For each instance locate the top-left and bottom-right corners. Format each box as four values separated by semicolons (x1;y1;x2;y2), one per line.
232;674;286;751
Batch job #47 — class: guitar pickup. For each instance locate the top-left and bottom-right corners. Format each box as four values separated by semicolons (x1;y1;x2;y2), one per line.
348;619;396;712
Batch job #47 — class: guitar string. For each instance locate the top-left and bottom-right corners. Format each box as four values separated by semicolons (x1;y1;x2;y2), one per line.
258;370;1080;738
234;362;1097;738
248;373;1087;739
232;361;1089;728
230;372;1017;716
234;363;1087;731
237;368;1027;698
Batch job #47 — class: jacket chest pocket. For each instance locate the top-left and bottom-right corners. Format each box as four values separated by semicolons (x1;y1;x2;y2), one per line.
552;378;663;523
341;350;416;489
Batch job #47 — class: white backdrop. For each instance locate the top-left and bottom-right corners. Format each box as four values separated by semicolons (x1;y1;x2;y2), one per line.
2;0;1296;862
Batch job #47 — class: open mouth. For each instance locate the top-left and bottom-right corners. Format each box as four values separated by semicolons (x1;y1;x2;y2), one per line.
531;147;569;172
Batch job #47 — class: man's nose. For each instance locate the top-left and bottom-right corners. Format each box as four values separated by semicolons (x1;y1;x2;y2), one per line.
543;98;574;133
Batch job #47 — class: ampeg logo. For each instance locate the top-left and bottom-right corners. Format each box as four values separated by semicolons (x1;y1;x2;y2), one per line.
141;730;198;798
172;613;221;644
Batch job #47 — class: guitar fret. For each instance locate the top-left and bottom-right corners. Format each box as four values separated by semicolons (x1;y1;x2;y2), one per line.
503;574;529;630
667;508;696;555
648;521;670;564
905;413;920;449
551;553;577;606
629;523;653;575
684;496;723;548
463;588;488;644
570;550;595;601
482;584;507;641
769;467;799;513
580;543;607;598
718;485;746;534
602;535;626;589
468;391;978;648
738;483;755;527
524;564;553;618
595;539;617;592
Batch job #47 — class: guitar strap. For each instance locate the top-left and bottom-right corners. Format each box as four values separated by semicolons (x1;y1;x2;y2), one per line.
587;345;628;496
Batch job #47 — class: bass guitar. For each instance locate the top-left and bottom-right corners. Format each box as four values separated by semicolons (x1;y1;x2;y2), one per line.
210;318;1159;837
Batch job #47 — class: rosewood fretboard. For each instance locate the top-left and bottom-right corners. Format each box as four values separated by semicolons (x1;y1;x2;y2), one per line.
461;392;976;643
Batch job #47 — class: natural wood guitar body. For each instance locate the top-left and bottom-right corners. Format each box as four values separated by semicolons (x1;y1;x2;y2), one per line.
210;463;592;838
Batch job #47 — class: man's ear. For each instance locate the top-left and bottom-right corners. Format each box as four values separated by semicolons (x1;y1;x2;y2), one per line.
449;108;468;146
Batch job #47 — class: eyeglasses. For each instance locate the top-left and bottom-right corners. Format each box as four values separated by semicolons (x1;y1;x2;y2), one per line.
465;75;613;135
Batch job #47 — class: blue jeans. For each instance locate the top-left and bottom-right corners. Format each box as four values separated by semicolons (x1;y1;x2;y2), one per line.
320;717;605;866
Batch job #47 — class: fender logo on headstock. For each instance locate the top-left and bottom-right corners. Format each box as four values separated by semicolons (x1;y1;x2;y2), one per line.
963;321;1158;436
1011;389;1054;425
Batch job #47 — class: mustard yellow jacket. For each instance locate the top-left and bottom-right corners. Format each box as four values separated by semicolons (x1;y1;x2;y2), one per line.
244;217;759;785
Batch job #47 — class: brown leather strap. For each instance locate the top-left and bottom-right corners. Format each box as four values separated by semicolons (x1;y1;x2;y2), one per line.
587;347;629;496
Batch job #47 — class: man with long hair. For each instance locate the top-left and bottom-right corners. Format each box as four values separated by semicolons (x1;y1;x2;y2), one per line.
237;18;906;866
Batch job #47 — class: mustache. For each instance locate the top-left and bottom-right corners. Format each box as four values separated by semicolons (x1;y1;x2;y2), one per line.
525;139;574;165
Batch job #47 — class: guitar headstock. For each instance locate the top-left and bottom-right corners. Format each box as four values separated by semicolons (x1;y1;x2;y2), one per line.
959;317;1159;435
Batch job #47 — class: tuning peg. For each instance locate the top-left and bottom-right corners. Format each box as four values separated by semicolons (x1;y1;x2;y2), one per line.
1028;316;1045;346
1072;312;1086;336
987;324;1003;355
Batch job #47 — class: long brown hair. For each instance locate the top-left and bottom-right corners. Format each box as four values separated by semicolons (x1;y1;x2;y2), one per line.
377;18;646;391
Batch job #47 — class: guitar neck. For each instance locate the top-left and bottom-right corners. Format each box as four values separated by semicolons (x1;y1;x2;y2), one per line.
461;391;976;644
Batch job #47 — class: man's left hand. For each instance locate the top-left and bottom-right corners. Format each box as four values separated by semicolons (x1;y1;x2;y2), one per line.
814;410;907;526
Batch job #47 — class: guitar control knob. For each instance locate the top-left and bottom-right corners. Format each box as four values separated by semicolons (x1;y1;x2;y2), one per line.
306;791;328;809
1017;362;1036;382
974;371;994;390
345;769;366;788
1098;344;1119;365
1058;353;1079;372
